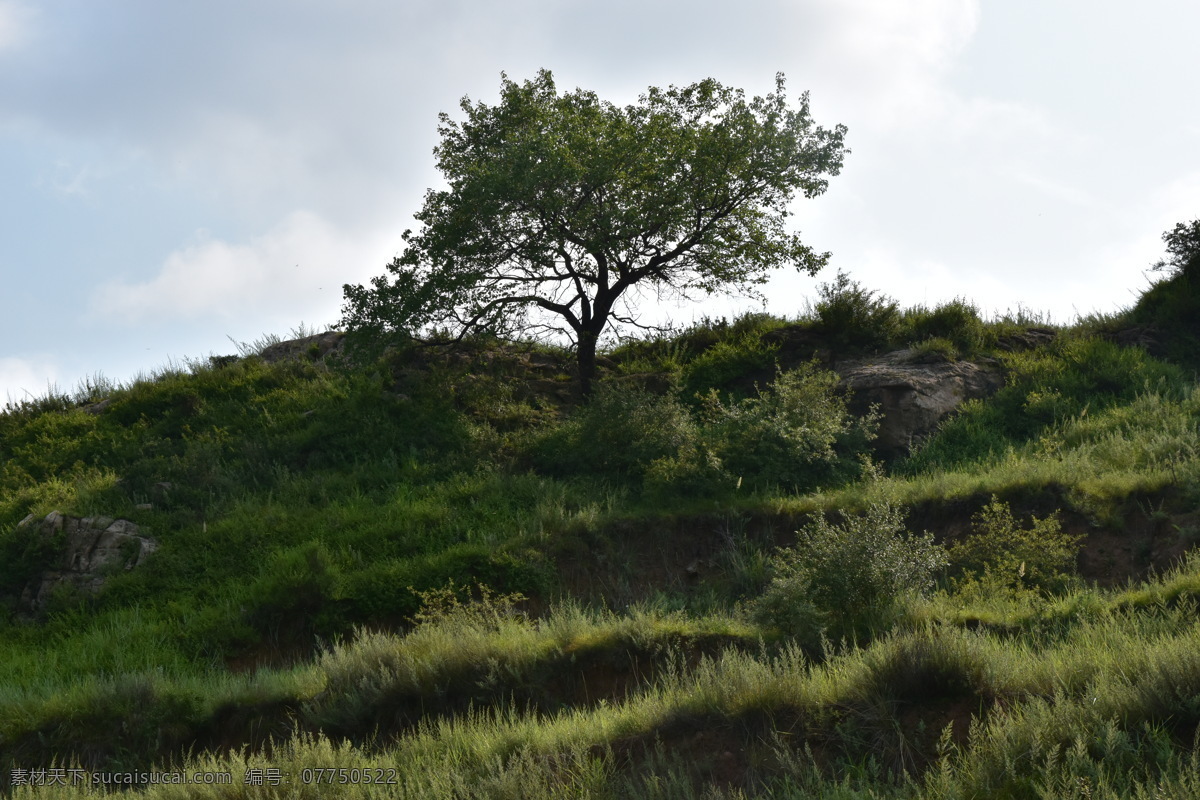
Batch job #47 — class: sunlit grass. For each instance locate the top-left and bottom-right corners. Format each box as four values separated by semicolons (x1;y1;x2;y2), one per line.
4;308;1200;795
15;575;1200;797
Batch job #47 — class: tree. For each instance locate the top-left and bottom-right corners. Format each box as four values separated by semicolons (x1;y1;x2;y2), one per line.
342;70;848;396
1151;218;1200;280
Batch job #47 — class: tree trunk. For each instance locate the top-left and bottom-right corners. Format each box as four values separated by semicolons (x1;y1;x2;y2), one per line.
577;331;598;400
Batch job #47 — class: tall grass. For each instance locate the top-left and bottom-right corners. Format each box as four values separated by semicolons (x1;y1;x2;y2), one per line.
4;287;1200;797
14;571;1200;797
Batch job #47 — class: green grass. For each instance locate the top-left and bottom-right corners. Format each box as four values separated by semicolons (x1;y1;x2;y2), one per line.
4;284;1200;797
12;575;1200;797
787;379;1200;533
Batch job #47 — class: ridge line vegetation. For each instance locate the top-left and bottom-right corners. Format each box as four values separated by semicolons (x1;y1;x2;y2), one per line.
5;210;1200;793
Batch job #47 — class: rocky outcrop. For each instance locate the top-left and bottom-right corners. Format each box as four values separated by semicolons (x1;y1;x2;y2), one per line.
1107;324;1167;357
996;326;1057;352
258;331;347;364
17;512;159;614
837;351;1004;459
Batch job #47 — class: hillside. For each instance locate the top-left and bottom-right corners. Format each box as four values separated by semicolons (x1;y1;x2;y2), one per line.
3;276;1200;799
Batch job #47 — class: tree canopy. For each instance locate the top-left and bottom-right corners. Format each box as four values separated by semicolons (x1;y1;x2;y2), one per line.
342;70;848;395
1151;219;1200;280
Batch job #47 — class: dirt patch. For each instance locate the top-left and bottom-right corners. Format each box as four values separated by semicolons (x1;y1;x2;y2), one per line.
551;510;807;608
554;492;1198;614
197;697;302;758
602;695;984;795
893;696;980;769
225;638;320;674
552;496;1170;618
907;487;1196;586
303;631;754;746
604;712;762;793
544;632;750;708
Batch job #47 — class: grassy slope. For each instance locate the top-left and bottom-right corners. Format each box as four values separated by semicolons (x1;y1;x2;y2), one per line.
3;289;1200;798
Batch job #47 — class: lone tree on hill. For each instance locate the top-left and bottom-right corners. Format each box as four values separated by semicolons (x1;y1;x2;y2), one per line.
342;70;848;396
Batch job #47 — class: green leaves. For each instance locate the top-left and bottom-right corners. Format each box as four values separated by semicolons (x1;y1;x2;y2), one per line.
342;70;847;394
1151;219;1200;279
754;503;948;642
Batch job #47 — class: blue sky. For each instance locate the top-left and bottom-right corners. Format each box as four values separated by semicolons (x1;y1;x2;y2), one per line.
2;0;1198;403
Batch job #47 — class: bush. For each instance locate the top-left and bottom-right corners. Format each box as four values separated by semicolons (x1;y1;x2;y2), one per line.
948;497;1082;595
680;314;782;397
408;581;528;630
753;504;947;642
813;271;899;351
1129;272;1200;368
529;383;700;484
1120;218;1200;367
908;336;959;363
528;364;876;499
642;442;734;502
701;363;877;493
900;298;987;355
246;541;344;640
682;337;779;398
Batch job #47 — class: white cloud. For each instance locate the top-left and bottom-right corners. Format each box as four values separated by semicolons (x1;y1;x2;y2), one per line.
848;246;1011;312
1079;169;1200;312
1145;171;1200;234
825;0;979;73
0;356;58;406
7;0;1192;381
91;211;396;328
0;1;992;224
1012;171;1099;210
808;0;980;126
0;1;33;53
936;94;1079;149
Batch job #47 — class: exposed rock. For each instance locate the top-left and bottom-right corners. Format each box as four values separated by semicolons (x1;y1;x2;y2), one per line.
996;326;1057;352
81;397;114;416
1108;323;1166;357
17;511;159;614
258;331;347;364
837;351;1004;459
525;378;576;407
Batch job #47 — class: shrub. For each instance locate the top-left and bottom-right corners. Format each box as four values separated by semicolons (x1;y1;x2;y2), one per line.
608;334;690;378
948;497;1082;595
813;271;899;351
642;442;735;502
900;298;987;355
682;337;779;397
701;363;877;493
408;581;528;630
529;383;700;484
528;364;876;498
753;503;948;642
908;336;959;363
246;541;344;640
1129;271;1200;368
1118;219;1200;369
681;315;782;397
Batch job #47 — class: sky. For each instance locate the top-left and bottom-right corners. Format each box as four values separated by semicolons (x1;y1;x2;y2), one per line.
2;0;1198;403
